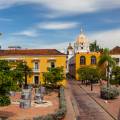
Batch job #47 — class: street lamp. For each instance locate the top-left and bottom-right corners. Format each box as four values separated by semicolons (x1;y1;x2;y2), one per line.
107;65;112;88
23;62;28;89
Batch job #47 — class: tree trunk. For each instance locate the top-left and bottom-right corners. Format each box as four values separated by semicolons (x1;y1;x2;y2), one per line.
90;80;93;91
24;71;28;89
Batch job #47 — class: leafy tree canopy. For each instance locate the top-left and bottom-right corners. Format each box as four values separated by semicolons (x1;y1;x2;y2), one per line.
111;66;120;85
43;67;65;88
89;40;101;52
77;66;100;82
0;60;13;96
98;48;115;67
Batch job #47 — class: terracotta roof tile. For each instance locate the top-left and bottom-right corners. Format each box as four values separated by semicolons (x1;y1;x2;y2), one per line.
0;49;66;56
110;46;120;55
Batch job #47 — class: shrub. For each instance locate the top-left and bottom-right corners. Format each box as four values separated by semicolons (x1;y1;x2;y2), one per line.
54;108;66;120
33;114;55;120
100;85;119;99
110;79;119;85
54;87;66;120
0;96;11;106
41;114;55;120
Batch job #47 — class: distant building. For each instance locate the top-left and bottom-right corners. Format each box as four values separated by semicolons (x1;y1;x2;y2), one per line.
74;29;90;53
67;29;100;80
66;29;90;59
8;46;22;50
110;46;120;66
0;49;66;86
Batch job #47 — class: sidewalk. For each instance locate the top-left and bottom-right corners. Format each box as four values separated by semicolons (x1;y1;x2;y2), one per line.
63;81;79;120
70;80;114;120
80;83;119;120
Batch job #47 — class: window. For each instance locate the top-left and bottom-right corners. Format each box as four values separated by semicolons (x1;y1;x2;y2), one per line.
91;56;96;65
34;76;39;84
51;62;55;68
81;47;83;49
80;56;86;65
34;62;39;70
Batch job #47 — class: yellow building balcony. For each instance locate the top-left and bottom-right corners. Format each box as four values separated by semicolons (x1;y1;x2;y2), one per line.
32;68;40;73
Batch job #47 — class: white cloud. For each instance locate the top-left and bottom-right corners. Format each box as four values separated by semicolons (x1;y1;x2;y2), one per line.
0;0;120;15
37;22;78;30
89;29;120;48
41;28;120;50
101;18;120;24
12;21;78;38
0;17;12;22
4;28;120;50
13;29;38;37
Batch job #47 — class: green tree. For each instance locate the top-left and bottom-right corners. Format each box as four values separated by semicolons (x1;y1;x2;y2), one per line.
15;62;32;88
111;66;120;85
10;69;24;88
98;48;115;87
43;67;65;88
87;67;100;91
77;66;89;85
77;66;100;91
0;60;13;106
0;60;12;95
89;40;100;52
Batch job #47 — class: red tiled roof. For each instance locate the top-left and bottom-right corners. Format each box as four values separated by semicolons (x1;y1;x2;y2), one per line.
110;46;120;55
0;49;66;56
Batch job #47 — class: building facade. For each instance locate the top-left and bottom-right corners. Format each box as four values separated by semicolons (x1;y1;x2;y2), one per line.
0;49;66;86
110;46;120;66
67;30;100;80
69;52;100;80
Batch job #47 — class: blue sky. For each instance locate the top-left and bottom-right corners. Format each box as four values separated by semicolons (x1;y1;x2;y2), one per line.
0;0;120;51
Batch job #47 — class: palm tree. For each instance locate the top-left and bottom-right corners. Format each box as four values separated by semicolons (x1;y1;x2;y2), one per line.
89;40;100;52
98;48;115;87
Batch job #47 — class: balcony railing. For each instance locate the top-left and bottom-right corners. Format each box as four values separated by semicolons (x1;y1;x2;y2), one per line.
32;69;40;72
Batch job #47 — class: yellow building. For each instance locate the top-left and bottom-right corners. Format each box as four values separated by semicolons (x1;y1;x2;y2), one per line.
69;52;100;80
0;49;66;86
68;29;100;80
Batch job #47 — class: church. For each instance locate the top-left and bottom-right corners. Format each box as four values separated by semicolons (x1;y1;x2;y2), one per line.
66;29;100;80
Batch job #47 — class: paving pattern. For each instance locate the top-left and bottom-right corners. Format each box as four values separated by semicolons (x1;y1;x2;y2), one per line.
69;79;114;120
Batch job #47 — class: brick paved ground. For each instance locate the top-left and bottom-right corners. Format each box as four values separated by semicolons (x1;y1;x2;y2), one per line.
81;82;120;120
0;91;59;120
69;79;114;120
63;82;79;120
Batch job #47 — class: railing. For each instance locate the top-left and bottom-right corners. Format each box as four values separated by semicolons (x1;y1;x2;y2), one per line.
32;69;40;72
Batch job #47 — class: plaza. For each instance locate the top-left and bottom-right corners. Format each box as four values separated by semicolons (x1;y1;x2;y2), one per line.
0;1;120;120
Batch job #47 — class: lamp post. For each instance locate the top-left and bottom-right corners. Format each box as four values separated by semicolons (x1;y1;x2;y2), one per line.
107;65;112;88
23;62;28;89
107;64;112;100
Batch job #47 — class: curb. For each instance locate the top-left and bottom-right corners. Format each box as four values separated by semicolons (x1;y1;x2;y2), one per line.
80;85;117;120
65;81;80;120
71;93;80;120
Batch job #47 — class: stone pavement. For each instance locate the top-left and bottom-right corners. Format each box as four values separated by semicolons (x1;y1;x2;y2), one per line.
68;79;114;120
63;82;79;120
0;91;59;120
81;82;120;120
